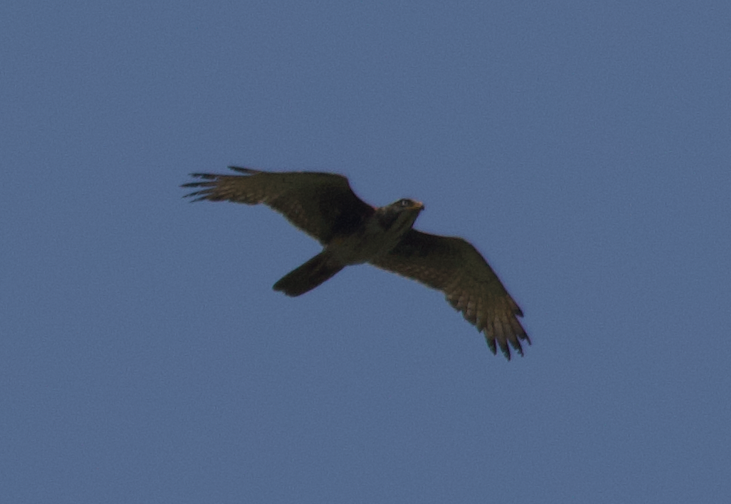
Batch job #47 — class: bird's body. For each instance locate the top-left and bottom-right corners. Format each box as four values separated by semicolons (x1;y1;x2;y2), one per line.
323;200;424;265
183;166;530;359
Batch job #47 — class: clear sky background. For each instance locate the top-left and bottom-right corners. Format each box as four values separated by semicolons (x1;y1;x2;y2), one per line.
2;1;730;502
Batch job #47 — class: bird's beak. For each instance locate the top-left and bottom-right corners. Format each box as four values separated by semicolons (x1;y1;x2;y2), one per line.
414;201;425;211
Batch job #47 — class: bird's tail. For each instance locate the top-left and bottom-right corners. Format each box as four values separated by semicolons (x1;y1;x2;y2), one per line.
273;251;345;297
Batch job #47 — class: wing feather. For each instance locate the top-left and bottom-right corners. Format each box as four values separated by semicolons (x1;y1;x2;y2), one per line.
182;166;374;244
371;230;530;359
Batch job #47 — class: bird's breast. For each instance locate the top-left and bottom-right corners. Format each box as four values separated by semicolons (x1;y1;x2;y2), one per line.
325;218;405;265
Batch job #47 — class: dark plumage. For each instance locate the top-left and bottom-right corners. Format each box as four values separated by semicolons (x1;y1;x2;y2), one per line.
182;166;530;359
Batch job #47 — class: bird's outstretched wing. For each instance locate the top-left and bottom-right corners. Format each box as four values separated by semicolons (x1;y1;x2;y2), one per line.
182;166;374;244
371;230;530;359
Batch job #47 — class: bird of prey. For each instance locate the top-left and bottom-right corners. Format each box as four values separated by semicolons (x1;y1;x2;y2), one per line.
182;166;530;359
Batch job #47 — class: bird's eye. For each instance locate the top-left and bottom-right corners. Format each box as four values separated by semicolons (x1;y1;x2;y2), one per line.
400;199;411;207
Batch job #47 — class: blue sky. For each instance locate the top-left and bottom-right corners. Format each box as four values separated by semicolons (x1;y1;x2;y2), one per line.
2;1;730;502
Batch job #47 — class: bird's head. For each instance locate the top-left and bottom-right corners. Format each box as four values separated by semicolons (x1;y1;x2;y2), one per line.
375;198;425;236
390;198;425;214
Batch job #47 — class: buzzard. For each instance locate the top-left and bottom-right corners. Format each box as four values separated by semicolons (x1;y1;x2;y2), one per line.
182;166;530;359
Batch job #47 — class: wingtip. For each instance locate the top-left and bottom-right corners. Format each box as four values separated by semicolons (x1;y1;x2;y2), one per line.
228;166;260;174
180;185;212;201
499;342;512;360
508;338;525;358
487;338;497;355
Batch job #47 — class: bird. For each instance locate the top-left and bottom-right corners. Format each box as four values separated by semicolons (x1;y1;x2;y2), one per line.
182;166;530;359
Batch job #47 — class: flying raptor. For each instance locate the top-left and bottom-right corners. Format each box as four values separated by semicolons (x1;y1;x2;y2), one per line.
182;166;530;359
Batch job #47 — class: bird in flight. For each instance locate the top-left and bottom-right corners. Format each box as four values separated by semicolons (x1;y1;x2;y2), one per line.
182;166;530;359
